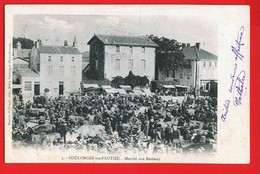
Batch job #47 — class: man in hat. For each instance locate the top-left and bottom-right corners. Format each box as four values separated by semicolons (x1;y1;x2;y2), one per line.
60;121;68;143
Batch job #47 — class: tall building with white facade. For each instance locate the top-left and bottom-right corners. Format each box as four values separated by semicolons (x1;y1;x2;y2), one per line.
158;43;217;92
13;38;82;101
87;34;158;80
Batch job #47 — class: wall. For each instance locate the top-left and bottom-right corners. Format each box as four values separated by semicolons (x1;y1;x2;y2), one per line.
40;53;82;97
197;60;217;89
89;40;105;80
158;60;195;90
103;45;156;80
158;59;217;91
29;46;40;71
21;76;39;102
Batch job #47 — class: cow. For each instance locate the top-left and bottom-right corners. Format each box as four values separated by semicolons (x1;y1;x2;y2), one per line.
12;131;23;141
32;123;56;134
31;132;60;147
68;115;86;127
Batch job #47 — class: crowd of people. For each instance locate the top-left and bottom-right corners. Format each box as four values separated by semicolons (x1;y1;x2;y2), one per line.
12;90;217;154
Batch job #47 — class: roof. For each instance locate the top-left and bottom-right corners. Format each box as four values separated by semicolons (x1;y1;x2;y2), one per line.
88;34;158;47
182;46;217;60
16;68;40;77
13;57;29;64
82;62;89;71
38;45;81;54
15;49;31;58
82;51;89;58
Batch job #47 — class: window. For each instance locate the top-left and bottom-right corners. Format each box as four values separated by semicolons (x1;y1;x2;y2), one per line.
72;57;75;62
206;83;210;90
47;66;52;77
215;62;217;67
166;70;169;77
128;59;133;71
179;70;183;79
115;59;120;70
203;62;206;67
60;56;63;62
59;66;64;77
95;60;99;70
71;66;76;76
116;45;120;52
172;70;175;78
187;70;191;79
116;45;120;53
142;47;145;53
95;45;98;53
141;59;146;71
48;56;51;62
209;62;211;67
24;82;32;91
129;46;133;53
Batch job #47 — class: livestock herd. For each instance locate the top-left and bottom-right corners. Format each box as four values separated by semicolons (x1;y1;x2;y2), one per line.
12;92;217;154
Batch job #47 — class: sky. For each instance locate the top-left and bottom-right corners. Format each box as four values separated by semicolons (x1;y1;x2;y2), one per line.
14;14;218;54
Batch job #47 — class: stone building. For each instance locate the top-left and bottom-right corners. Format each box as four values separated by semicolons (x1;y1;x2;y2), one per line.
157;43;217;92
13;41;30;70
87;34;158;80
13;37;82;101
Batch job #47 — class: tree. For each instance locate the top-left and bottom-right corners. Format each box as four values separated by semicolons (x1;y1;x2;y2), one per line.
148;35;185;72
111;76;125;88
13;37;34;49
84;68;99;80
124;71;137;89
111;71;150;89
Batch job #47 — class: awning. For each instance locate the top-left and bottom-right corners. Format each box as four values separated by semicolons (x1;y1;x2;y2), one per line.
104;88;118;94
132;89;145;95
116;88;127;95
101;85;112;89
143;88;152;96
82;84;99;89
163;85;175;89
119;85;132;91
12;84;22;89
175;85;188;88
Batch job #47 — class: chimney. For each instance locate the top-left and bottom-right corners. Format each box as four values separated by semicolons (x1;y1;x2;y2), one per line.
35;41;40;49
187;43;190;47
72;36;77;47
196;42;200;49
182;43;186;48
16;41;21;50
64;40;69;46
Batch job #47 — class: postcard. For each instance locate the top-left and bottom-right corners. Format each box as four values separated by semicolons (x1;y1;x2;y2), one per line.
4;5;250;163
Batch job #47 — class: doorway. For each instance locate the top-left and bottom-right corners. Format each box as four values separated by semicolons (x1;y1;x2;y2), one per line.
34;82;40;95
59;81;64;95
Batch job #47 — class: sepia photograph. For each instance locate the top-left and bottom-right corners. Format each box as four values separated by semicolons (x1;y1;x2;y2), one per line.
5;5;249;163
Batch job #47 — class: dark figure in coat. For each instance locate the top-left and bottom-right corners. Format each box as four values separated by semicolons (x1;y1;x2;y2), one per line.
60;122;67;143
